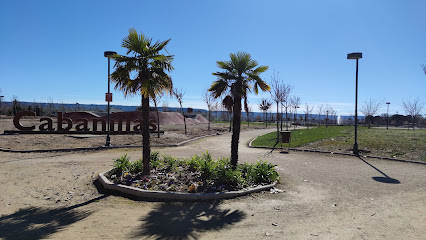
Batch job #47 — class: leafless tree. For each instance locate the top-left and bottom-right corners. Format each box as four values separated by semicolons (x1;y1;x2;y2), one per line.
203;88;215;131
259;98;272;128
151;94;163;138
246;105;252;127
360;98;384;129
222;96;233;132
173;88;187;134
270;71;292;140
161;99;169;112
270;72;283;140
402;97;424;130
290;96;301;129
316;104;323;128
304;103;314;129
324;105;335;128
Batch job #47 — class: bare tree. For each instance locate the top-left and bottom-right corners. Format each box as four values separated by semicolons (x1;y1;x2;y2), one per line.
360;98;383;129
270;71;292;140
270;72;284;141
290;96;301;129
304;103;314;129
203;88;215;131
402;97;424;130
173;88;187;134
151;94;163;138
161;99;169;112
324;105;335;128
259;98;272;128
316;104;323;128
245;105;252;127
222;96;233;132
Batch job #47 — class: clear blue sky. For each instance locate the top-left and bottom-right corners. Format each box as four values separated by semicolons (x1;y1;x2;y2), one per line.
1;0;425;116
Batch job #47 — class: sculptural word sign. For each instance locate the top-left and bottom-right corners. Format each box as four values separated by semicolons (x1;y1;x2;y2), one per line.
4;111;159;135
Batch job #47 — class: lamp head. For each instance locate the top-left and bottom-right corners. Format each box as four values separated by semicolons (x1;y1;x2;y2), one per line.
104;51;117;57
347;52;362;59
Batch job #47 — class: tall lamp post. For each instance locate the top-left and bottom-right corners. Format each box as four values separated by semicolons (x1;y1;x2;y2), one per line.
347;52;362;155
386;102;390;129
104;51;117;147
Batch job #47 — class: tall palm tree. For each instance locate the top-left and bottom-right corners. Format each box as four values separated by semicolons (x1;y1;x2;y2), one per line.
209;52;269;167
111;28;174;175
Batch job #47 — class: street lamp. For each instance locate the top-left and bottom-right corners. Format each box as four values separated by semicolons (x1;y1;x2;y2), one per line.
104;51;117;147
347;52;362;155
386;102;390;129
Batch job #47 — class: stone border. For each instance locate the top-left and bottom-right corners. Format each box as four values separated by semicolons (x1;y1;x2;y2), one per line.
0;133;219;153
248;132;426;165
98;171;276;201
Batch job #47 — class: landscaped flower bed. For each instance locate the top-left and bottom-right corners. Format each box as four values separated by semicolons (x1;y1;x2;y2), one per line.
105;151;280;193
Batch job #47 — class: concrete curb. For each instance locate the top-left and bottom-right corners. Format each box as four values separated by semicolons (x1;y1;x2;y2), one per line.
0;133;219;153
248;132;426;165
98;171;276;201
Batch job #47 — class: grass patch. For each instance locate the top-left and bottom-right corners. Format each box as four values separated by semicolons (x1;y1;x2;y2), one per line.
251;126;352;147
251;126;426;161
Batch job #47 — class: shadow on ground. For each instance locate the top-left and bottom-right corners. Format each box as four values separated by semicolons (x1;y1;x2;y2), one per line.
358;157;401;184
130;201;246;240
0;195;106;240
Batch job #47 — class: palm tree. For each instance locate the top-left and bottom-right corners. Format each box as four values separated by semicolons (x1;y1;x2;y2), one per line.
209;52;269;167
111;28;174;175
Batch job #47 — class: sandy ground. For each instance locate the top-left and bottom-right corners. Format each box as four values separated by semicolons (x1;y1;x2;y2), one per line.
0;128;425;239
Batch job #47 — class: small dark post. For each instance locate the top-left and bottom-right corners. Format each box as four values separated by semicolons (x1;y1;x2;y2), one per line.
104;51;117;147
386;102;390;129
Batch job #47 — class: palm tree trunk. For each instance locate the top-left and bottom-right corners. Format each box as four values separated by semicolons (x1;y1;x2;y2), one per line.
141;95;150;175
231;95;242;168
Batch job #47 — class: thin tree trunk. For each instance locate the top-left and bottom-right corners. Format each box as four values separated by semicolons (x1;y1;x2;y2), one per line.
208;109;211;131
181;106;187;134
276;102;279;142
231;94;242;168
141;95;150;176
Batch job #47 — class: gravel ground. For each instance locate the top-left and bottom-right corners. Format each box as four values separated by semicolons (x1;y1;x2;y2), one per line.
0;128;425;239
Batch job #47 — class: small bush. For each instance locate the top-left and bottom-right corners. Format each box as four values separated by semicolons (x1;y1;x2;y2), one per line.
163;155;178;171
214;158;245;188
187;154;202;171
150;151;162;170
249;161;280;184
129;159;143;173
113;154;131;176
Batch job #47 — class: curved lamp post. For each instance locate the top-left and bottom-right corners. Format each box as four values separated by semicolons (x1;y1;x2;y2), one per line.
347;52;362;155
104;51;117;147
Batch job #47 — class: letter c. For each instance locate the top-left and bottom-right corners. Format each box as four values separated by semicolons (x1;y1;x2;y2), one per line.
13;111;36;131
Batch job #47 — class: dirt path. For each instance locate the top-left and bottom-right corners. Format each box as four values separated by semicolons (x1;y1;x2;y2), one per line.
0;128;425;239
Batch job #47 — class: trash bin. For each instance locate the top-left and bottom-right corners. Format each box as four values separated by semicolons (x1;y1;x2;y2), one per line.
280;131;291;153
280;131;291;143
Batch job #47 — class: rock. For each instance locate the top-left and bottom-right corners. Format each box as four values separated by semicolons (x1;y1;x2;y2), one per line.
44;197;51;200
272;223;278;226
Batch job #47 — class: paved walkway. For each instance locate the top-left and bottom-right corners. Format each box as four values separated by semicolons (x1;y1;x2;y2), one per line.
0;128;425;239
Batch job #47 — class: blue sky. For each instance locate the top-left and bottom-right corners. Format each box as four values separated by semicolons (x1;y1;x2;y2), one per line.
0;0;425;116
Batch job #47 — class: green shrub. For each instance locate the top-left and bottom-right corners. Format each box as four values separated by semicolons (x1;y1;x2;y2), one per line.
150;151;162;170
129;159;143;173
214;158;245;188
113;154;131;176
163;155;178;171
249;161;280;184
187;154;202;171
200;158;216;182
